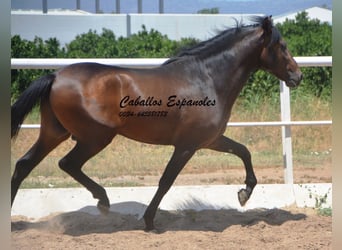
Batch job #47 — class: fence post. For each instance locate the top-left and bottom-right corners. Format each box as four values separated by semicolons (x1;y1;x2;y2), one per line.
159;0;164;13
42;0;48;13
95;0;100;13
280;80;294;184
116;0;121;13
76;0;81;10
138;0;143;13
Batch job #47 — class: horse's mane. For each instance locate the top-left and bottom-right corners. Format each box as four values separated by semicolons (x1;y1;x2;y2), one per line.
163;15;280;65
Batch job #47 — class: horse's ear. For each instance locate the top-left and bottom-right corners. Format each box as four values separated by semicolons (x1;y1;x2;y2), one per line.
262;15;273;35
260;15;273;46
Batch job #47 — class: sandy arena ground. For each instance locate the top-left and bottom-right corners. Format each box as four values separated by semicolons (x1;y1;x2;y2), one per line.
12;205;331;250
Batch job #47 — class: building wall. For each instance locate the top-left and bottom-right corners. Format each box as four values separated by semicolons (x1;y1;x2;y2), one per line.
11;13;260;47
11;13;128;46
127;14;255;40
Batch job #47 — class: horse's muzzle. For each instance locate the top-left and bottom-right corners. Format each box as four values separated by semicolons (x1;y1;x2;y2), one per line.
285;71;303;88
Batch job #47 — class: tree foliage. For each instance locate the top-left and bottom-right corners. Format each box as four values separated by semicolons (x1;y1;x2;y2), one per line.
197;7;219;14
277;12;332;100
11;27;196;100
11;12;331;102
240;12;332;104
11;36;65;99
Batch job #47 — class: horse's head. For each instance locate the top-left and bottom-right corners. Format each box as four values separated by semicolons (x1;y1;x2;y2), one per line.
258;16;302;87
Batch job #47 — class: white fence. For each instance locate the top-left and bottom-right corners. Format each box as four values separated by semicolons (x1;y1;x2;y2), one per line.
11;56;332;184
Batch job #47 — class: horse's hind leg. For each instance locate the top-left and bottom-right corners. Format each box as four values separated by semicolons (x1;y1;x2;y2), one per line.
207;135;257;206
11;133;69;205
11;103;70;205
58;134;115;213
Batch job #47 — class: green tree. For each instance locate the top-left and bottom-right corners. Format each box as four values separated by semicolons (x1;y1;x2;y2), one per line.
115;25;179;58
66;28;119;58
11;35;65;100
197;7;219;14
277;12;332;100
240;11;332;103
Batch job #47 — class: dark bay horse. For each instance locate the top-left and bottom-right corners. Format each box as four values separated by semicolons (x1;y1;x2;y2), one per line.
11;16;302;230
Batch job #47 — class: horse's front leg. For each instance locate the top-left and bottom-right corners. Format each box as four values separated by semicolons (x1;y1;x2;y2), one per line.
143;147;196;231
207;135;257;206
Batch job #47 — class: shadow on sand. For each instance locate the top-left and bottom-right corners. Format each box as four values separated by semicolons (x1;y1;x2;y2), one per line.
11;198;306;236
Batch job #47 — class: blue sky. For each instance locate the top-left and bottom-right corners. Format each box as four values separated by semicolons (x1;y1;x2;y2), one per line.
12;0;332;15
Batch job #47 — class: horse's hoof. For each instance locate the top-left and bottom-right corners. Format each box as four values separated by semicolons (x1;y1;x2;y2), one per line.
143;218;155;232
145;228;161;234
144;226;155;232
144;222;155;231
97;201;110;215
238;189;249;206
144;224;161;233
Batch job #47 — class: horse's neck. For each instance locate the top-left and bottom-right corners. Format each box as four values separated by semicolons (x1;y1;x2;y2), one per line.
204;36;263;115
208;45;261;92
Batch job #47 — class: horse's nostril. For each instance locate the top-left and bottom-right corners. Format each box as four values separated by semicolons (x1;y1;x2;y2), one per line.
297;72;303;82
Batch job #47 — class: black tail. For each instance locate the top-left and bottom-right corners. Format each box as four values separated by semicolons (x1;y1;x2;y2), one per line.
11;73;56;139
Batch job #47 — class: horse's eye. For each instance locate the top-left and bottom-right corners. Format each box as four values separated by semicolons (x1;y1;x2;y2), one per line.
280;42;287;51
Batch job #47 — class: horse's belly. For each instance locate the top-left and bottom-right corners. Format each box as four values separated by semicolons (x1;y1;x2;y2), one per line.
116;113;225;147
117;119;177;145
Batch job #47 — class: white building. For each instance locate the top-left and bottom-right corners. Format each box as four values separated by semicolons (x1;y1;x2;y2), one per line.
11;6;331;48
11;11;262;47
273;7;332;24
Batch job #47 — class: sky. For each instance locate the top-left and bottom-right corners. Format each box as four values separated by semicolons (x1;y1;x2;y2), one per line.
12;0;332;15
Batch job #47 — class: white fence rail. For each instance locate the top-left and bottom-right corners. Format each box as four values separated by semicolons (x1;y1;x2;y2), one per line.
11;56;332;69
11;56;332;184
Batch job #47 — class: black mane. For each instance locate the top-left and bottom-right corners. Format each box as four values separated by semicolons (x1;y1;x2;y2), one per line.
163;15;280;65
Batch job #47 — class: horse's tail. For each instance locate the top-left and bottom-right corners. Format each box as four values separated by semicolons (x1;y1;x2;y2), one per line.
11;73;56;139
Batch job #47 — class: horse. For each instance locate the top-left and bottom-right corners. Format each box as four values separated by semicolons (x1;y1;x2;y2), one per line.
11;16;302;231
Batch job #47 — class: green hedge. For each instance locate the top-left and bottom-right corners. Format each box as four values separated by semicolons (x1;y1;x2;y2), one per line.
240;12;331;104
11;12;331;102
